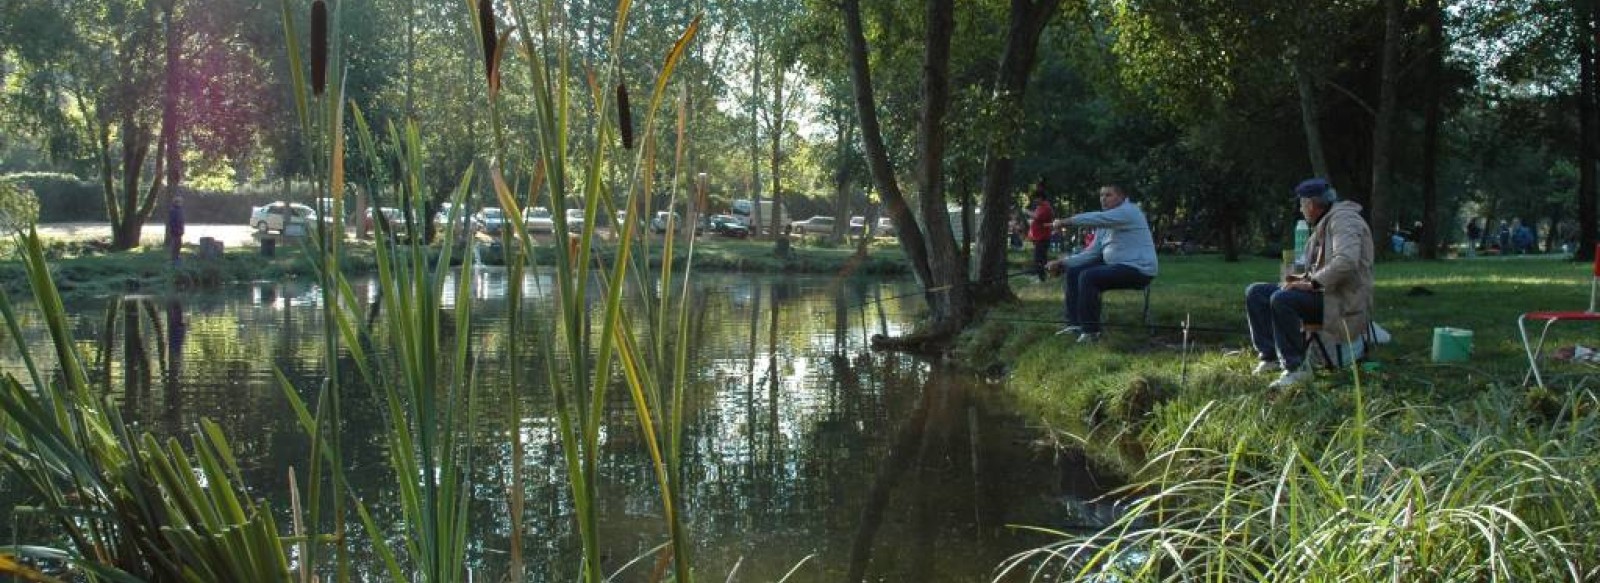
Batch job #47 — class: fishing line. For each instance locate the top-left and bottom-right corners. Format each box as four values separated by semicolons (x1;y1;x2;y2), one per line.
983;316;1247;336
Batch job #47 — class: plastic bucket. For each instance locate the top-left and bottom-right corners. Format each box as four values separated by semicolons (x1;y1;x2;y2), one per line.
1431;327;1473;363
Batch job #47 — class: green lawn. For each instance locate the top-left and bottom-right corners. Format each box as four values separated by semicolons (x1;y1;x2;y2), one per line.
972;253;1600;581
961;252;1600;472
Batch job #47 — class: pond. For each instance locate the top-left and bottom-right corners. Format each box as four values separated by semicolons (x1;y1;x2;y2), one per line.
0;269;1102;582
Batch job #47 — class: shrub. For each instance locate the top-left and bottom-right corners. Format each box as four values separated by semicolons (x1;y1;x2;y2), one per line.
0;177;41;232
4;172;102;221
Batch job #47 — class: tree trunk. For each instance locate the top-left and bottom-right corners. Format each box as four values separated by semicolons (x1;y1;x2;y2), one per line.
842;0;933;290
833;104;855;242
160;0;184;250
1581;0;1599;262
974;0;1062;299
1369;0;1403;250
1419;0;1443;259
750;28;766;238
770;60;788;240
910;0;971;329
110;115;160;252
1294;59;1328;177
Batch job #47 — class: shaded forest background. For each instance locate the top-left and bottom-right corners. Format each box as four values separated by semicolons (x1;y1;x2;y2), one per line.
0;0;1594;262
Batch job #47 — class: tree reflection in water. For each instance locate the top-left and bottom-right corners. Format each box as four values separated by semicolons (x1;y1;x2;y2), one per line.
4;274;1080;582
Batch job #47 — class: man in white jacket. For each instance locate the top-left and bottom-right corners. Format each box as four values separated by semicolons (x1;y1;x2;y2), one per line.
1045;184;1159;343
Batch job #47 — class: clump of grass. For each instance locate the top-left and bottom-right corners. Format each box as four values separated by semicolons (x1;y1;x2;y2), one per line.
0;230;294;581
1001;381;1600;582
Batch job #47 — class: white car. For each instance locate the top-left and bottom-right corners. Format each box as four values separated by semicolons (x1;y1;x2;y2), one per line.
473;207;508;236
250;202;318;234
651;211;682;234
564;208;585;232
522;207;554;233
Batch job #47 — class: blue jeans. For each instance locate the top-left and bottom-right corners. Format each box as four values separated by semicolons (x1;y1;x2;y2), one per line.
1063;260;1152;333
1245;283;1323;370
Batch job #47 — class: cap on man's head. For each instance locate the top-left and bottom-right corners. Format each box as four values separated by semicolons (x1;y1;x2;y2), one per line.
1294;178;1337;202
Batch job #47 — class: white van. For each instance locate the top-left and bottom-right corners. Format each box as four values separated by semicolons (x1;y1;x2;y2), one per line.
731;199;789;233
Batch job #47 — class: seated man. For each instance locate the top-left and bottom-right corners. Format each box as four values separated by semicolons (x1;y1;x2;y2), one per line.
1045;184;1158;343
1245;178;1374;388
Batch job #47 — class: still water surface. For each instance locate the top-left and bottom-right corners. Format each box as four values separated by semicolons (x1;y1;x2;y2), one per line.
1;269;1089;582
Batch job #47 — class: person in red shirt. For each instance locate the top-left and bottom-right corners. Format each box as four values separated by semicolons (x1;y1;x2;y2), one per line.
1028;183;1054;281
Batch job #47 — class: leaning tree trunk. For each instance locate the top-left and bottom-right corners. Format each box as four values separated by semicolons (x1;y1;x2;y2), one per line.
843;0;975;350
909;0;972;332
973;0;1063;300
841;0;933;289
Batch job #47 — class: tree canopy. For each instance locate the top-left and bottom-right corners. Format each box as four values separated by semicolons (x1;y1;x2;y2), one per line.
0;0;1592;261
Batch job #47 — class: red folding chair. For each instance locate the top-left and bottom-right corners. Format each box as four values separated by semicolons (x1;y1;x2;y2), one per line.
1518;244;1600;387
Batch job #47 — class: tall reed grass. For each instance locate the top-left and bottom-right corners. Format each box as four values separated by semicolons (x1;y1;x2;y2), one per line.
1001;378;1600;582
0;0;706;581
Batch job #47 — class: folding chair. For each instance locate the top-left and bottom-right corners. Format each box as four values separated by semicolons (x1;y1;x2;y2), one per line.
1302;322;1371;369
1121;284;1153;335
1518;244;1600;387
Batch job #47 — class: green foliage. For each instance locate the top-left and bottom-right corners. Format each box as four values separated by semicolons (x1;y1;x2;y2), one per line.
981;253;1600;580
2;173;102;222
0;231;294;582
0;178;40;232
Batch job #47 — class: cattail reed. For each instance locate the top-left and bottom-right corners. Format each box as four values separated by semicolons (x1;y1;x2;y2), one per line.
310;0;327;96
616;82;633;150
478;0;498;92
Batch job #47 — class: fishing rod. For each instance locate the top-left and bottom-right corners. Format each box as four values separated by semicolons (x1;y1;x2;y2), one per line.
983;316;1248;336
841;268;1043;309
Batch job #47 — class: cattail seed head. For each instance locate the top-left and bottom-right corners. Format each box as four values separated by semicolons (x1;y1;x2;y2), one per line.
616;82;633;150
478;0;499;91
310;0;327;96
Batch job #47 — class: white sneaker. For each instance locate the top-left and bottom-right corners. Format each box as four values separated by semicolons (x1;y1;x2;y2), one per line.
1252;361;1283;375
1076;332;1102;344
1267;367;1313;389
1055;325;1084;336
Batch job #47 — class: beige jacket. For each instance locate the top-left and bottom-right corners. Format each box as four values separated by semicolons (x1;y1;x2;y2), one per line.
1303;200;1375;344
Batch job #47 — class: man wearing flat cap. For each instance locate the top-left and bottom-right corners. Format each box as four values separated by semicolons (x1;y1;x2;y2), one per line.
1244;178;1374;388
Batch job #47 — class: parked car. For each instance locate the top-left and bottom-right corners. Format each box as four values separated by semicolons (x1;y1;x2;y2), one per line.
875;217;896;237
564;208;585;232
523;207;555;233
651;211;682;234
614;210;636;231
474;207;508;236
434;202;472;233
790;215;835;235
250;202;318;234
849;216;867;235
363;207;405;232
703;214;750;238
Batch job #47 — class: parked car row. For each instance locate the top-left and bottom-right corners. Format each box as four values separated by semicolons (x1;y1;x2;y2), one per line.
790;215;896;237
254;200;858;241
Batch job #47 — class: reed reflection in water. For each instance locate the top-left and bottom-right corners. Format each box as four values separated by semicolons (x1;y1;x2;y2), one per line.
0;270;1082;582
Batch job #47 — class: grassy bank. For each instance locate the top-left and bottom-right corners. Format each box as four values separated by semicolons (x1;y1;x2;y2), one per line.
0;234;910;299
963;252;1600;580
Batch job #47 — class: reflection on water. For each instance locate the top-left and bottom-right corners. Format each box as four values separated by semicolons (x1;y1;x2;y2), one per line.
0;270;1084;582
